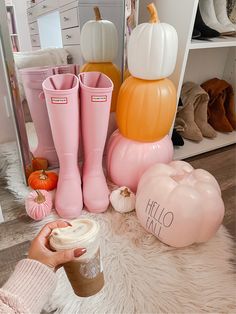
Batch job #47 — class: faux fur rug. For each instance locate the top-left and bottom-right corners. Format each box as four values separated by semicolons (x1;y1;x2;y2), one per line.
44;210;236;314
0;141;28;201
1;142;236;313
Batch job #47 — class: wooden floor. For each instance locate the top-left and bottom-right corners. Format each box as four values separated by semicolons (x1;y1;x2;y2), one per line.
0;145;235;288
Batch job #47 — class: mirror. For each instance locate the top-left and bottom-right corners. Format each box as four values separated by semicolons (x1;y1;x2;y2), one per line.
0;0;139;181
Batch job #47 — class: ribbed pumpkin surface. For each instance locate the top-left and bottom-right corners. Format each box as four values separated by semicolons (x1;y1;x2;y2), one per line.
116;76;176;142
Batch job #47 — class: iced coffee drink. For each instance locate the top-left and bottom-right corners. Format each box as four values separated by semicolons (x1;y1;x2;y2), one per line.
50;218;104;297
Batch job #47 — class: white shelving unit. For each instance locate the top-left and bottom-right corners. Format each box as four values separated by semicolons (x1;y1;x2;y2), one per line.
174;131;236;160
190;37;236;49
139;0;236;160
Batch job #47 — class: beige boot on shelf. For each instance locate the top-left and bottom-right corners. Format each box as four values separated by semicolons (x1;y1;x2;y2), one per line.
176;84;203;142
189;82;217;138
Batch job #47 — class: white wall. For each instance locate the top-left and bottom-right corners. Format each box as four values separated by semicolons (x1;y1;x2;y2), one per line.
12;0;32;51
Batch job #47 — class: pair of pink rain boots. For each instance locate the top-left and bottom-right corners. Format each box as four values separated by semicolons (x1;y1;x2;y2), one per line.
40;71;112;218
20;64;79;167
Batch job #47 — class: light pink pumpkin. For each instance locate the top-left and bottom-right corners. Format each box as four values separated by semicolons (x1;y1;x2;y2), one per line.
106;130;173;192
25;189;53;220
136;161;225;247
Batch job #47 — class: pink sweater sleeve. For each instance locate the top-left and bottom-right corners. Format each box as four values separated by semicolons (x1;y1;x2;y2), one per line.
0;259;57;314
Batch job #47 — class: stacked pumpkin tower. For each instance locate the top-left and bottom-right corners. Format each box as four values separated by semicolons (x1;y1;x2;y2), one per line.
80;7;121;113
107;3;178;192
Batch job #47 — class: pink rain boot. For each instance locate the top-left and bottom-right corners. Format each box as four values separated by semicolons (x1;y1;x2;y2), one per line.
54;64;80;75
79;72;113;213
20;67;59;167
42;73;83;218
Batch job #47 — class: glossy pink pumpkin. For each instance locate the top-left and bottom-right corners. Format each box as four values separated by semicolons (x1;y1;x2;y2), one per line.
25;189;53;220
106;130;173;192
136;161;225;247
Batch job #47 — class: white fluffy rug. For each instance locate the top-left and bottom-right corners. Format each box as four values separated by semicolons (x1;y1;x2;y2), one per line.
0;141;28;201
44;210;236;314
1;142;236;313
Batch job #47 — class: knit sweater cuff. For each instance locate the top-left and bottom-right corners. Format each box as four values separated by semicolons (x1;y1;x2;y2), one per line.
3;259;57;314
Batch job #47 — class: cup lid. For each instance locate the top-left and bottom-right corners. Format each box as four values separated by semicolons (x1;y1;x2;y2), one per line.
50;217;100;250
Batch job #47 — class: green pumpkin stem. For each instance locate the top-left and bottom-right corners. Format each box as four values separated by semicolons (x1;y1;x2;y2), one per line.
94;6;102;21
39;169;48;180
35;190;46;204
147;3;159;23
120;188;131;198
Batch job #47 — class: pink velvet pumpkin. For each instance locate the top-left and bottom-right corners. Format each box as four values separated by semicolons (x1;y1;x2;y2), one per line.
106;130;173;192
25;189;53;220
136;161;225;247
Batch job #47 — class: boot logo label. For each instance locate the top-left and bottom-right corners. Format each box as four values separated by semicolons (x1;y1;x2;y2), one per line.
91;95;107;102
51;97;68;104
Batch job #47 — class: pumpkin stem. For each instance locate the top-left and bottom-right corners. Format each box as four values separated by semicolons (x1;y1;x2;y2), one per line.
30;151;35;160
120;188;131;198
35;190;46;204
39;169;48;180
147;3;159;23
94;6;102;21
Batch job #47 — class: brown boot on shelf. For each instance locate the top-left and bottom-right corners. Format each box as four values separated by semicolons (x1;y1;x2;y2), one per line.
224;83;236;129
183;82;217;138
201;78;234;132
176;84;203;142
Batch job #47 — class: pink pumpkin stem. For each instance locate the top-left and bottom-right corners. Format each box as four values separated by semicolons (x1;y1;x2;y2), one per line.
35;190;46;204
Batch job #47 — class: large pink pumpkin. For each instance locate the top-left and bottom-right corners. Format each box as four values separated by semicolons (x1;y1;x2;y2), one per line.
136;161;225;247
106;130;173;192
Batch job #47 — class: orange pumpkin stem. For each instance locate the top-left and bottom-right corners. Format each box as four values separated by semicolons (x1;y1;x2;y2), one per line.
120;188;131;198
35;190;46;204
94;6;102;21
39;169;48;180
147;3;159;23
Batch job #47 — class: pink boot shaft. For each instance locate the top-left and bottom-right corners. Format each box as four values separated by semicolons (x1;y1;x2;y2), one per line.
20;64;79;167
42;73;83;218
79;72;113;213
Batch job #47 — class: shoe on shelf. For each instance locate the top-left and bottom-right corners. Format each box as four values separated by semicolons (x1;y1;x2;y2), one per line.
192;28;202;39
171;128;184;146
201;78;235;133
214;0;236;31
194;6;220;38
199;0;236;35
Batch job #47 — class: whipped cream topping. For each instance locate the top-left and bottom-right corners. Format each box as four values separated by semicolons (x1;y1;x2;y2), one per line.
50;218;99;251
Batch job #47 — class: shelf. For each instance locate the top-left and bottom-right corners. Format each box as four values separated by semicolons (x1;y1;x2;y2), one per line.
174;131;236;160
190;37;236;49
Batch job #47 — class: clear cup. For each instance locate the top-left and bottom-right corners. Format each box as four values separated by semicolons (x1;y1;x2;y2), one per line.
50;218;104;297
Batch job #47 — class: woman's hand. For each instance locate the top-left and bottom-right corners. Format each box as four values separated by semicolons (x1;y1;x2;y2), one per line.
28;220;86;270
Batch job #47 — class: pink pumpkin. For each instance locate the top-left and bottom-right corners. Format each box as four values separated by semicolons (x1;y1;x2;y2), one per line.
25;189;53;220
106;130;173;192
136;161;225;247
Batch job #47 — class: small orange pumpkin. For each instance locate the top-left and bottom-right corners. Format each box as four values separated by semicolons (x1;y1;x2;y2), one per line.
81;62;121;112
116;76;176;142
28;170;58;191
31;154;48;171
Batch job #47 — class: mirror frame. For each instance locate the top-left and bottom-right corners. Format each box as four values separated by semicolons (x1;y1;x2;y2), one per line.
0;0;30;184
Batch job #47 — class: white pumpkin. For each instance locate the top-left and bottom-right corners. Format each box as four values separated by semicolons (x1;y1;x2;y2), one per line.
80;7;118;63
110;186;136;213
128;3;178;80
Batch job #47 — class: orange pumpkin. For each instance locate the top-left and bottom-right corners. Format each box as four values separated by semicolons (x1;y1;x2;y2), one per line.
81;62;121;112
28;170;58;191
31;155;48;171
116;76;176;142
